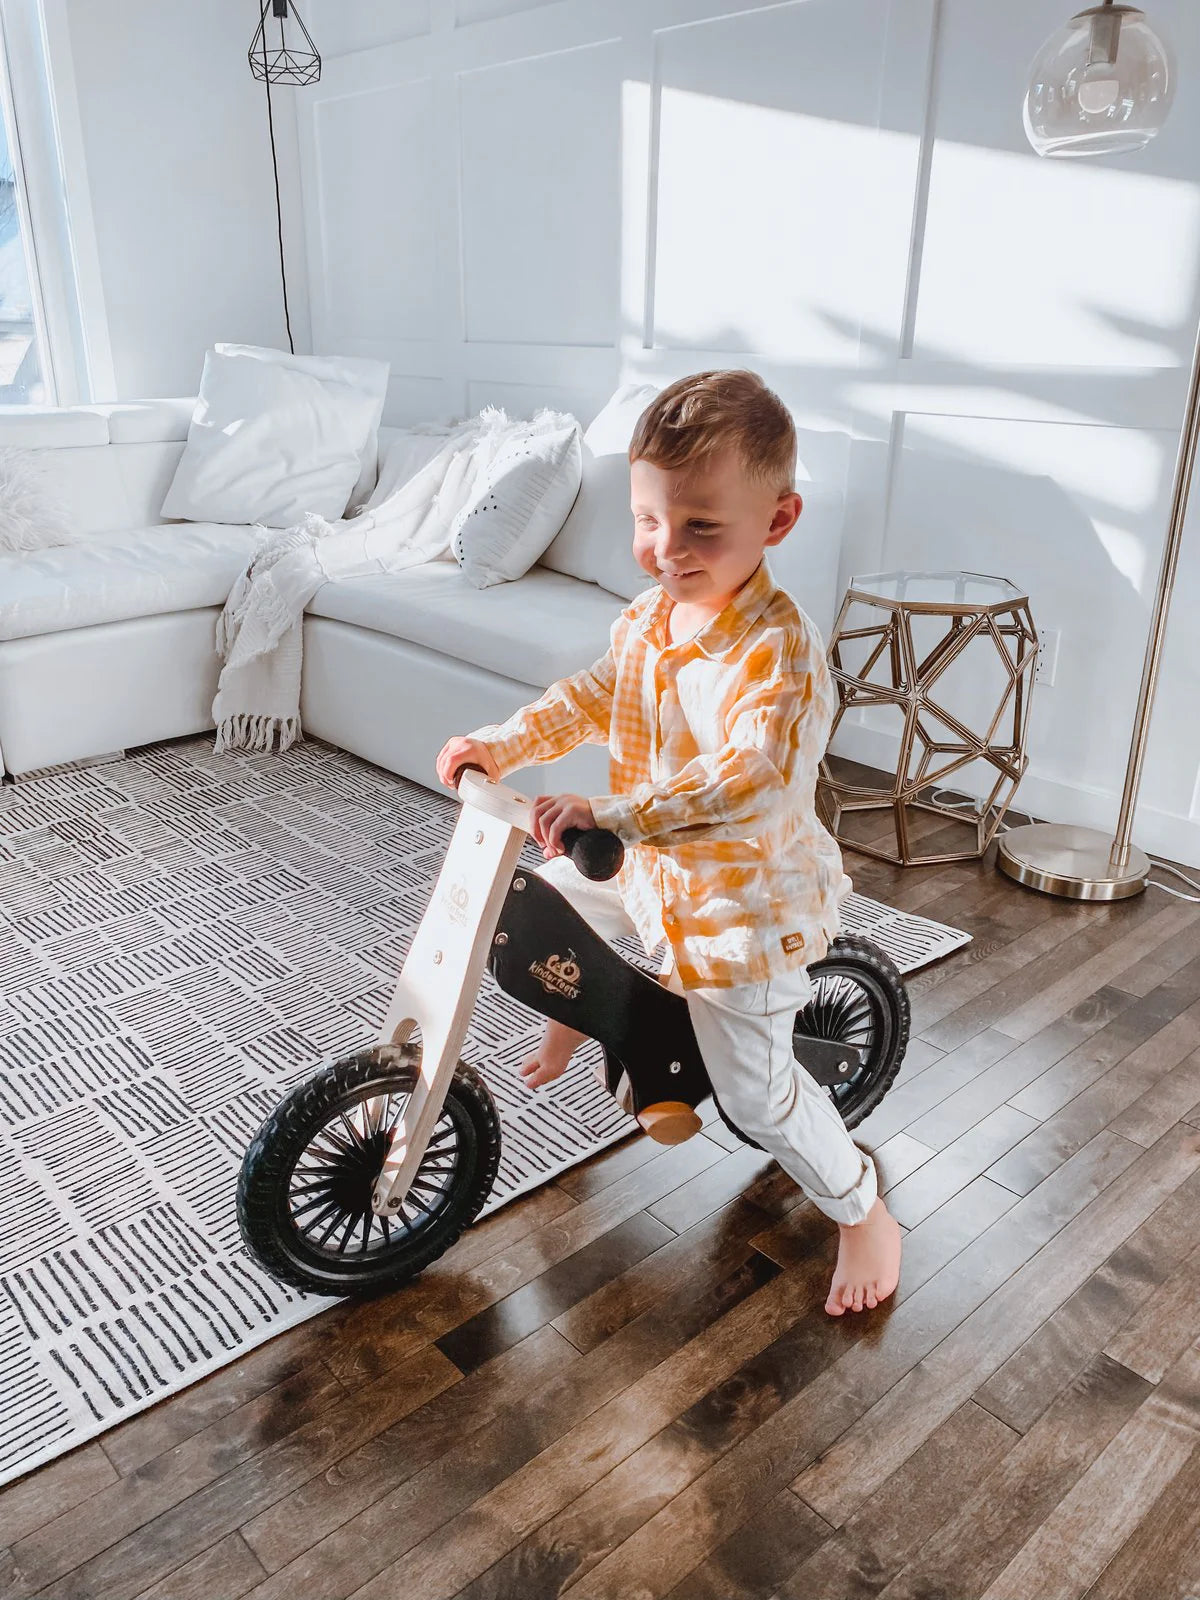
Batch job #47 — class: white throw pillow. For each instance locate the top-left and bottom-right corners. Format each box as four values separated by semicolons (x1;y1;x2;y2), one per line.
161;344;389;527
0;445;74;551
539;381;661;600
450;411;583;589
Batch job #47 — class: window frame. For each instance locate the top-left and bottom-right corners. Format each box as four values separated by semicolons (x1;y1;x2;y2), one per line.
0;0;115;405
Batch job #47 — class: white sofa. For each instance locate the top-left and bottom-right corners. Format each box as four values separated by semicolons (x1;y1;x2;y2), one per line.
0;397;844;796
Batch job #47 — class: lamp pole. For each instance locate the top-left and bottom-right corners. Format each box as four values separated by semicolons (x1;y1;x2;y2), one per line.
996;2;1183;899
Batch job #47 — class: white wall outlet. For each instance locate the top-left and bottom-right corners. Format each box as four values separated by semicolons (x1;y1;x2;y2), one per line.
1034;628;1060;687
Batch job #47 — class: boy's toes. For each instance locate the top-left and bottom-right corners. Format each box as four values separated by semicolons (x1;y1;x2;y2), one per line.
864;1285;878;1309
824;1285;847;1316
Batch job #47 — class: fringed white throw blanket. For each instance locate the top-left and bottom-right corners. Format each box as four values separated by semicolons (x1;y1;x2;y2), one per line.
213;407;523;753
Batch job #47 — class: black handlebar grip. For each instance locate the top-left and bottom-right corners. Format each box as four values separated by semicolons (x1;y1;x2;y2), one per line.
561;826;625;882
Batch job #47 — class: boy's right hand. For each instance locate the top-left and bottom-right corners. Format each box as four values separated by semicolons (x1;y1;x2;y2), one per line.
436;736;500;791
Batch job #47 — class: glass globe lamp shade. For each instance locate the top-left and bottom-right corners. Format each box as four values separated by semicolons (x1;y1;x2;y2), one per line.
1024;4;1174;157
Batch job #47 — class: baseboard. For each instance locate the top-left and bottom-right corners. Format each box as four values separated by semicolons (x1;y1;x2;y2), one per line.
829;721;1200;874
7;750;127;783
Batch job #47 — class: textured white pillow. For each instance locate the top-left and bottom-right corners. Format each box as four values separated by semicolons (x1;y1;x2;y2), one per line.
539;381;661;599
450;411;582;589
0;445;74;552
161;344;389;527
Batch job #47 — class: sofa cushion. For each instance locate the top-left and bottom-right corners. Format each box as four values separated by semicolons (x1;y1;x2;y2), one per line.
0;522;260;642
539;381;660;599
306;562;622;686
0;407;110;449
89;398;195;444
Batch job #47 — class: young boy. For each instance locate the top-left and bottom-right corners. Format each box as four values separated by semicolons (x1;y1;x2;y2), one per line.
436;369;901;1317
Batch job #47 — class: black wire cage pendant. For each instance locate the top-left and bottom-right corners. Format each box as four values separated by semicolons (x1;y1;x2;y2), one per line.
249;0;321;86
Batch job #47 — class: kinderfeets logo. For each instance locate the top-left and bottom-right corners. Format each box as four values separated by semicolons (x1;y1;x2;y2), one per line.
530;949;582;1000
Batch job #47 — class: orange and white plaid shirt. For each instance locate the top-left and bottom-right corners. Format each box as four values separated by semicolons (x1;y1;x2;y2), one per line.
468;557;853;990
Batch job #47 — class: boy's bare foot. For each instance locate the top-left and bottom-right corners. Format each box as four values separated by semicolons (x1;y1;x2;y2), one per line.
520;1019;587;1091
518;1045;572;1089
825;1197;902;1316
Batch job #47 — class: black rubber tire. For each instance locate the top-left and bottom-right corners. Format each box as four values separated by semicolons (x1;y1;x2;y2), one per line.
800;933;911;1129
237;1044;501;1297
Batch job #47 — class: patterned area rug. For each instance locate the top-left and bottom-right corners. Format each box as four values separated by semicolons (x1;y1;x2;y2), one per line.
0;737;970;1486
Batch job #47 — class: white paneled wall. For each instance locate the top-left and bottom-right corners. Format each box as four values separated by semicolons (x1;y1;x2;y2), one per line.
297;0;1200;869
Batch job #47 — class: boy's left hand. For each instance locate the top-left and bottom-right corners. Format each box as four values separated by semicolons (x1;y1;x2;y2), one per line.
531;793;596;857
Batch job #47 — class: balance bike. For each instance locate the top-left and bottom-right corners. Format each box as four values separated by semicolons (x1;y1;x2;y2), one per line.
237;766;910;1296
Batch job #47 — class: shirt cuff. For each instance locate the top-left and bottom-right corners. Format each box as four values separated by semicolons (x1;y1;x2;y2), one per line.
464;725;522;779
589;792;642;842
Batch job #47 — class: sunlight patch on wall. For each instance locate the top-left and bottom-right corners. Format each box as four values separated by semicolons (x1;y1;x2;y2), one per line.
915;140;1200;368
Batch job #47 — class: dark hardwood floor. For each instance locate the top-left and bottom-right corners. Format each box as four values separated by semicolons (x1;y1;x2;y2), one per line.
4;763;1200;1600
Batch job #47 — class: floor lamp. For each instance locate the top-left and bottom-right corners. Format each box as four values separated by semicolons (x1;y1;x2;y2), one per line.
997;2;1190;899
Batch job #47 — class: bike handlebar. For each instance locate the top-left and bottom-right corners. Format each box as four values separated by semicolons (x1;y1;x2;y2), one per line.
455;763;625;882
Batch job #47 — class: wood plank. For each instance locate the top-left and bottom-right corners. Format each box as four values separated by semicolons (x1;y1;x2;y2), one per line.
396;1232;851;1600
1103;1236;1200;1383
229;1231;792;1600
977;1343;1200;1600
775;1400;1019;1600
992;903;1200;1045
881;1104;1038;1229
917;898;1191;1053
791;1125;1200;1528
647;1145;776;1233
0;1442;116;1545
1107;1043;1200;1147
14;1344;456;1600
127;1531;265;1600
905;983;1146;1150
1078;1434;1200;1600
435;1210;674;1374
1009;967;1200;1121
870;1130;936;1192
316;1131;725;1388
861;1352;1154;1600
752;1172;1015;1274
97;1312;355;1476
1105;903;1200;997
661;1491;833;1599
550;1196;777;1355
552;1128;670;1200
8;1356;347;1594
987;1007;1200;1194
973;1163;1200;1431
240;1322;577;1574
854;1028;1020;1147
546;1125;1145;1600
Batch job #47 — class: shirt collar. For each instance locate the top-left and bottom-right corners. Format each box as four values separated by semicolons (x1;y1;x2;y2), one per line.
641;557;776;659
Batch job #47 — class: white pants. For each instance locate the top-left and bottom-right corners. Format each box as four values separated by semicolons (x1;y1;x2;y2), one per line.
536;854;878;1226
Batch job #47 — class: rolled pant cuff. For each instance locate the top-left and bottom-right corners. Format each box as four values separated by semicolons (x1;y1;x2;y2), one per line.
806;1148;878;1226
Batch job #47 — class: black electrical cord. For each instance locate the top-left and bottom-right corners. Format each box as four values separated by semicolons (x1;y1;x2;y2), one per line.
258;0;294;353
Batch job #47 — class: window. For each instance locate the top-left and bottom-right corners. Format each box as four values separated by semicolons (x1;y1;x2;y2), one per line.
0;107;48;402
0;0;117;406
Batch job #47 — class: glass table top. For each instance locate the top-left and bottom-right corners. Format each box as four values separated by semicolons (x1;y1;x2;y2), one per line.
847;570;1027;609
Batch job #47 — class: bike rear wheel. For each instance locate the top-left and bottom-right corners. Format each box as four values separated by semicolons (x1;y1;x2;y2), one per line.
795;934;910;1128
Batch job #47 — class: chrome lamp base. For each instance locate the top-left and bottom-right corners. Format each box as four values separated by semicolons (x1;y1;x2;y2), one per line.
996;822;1150;901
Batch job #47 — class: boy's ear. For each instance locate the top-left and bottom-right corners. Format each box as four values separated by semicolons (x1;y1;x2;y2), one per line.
766;490;803;545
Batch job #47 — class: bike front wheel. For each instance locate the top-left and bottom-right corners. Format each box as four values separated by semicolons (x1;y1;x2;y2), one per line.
237;1044;501;1296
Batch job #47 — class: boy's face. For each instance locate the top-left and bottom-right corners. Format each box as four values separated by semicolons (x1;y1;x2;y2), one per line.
629;450;802;609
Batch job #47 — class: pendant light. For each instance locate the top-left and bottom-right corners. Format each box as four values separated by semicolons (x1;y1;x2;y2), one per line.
1023;2;1174;157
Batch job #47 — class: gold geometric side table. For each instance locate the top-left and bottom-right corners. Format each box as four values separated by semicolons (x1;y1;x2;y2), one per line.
816;570;1039;866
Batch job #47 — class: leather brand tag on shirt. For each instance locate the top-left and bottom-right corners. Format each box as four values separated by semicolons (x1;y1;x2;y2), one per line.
781;932;806;954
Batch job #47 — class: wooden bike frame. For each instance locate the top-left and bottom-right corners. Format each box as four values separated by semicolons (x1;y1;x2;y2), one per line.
370;771;529;1217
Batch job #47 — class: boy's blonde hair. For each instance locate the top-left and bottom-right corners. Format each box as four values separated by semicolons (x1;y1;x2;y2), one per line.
628;369;796;495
